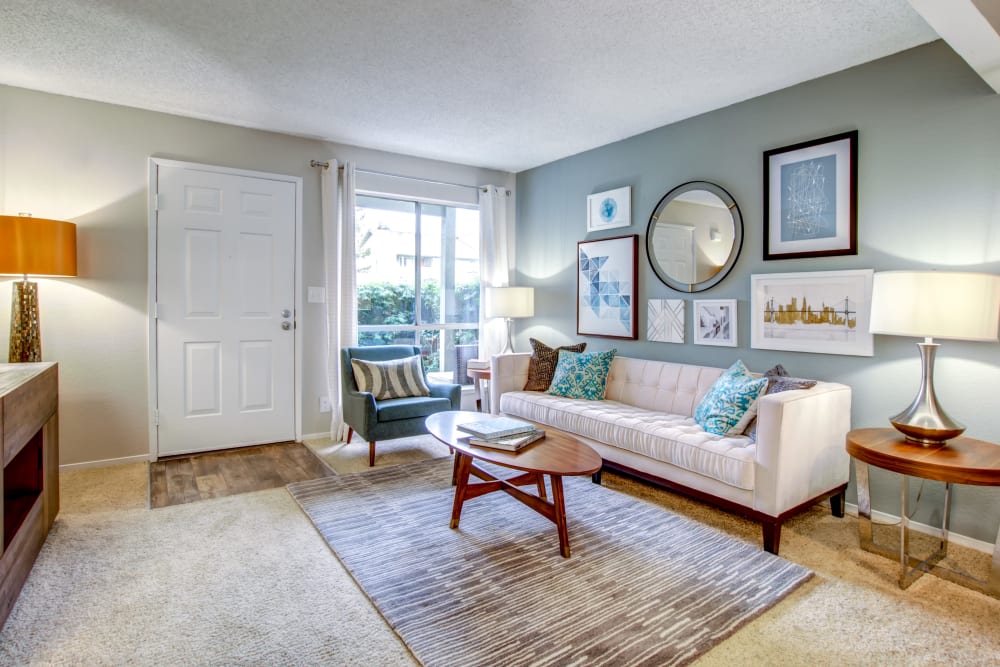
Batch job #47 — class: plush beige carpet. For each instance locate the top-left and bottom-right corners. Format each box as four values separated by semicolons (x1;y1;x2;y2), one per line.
1;439;997;665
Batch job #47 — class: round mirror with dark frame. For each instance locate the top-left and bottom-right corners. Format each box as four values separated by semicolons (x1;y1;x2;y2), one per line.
646;180;743;293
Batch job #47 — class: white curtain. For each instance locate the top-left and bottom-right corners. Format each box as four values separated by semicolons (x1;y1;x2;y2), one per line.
321;159;357;441
478;185;511;361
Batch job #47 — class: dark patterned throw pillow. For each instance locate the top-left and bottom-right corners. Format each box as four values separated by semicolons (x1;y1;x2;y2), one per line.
523;338;587;391
741;364;818;439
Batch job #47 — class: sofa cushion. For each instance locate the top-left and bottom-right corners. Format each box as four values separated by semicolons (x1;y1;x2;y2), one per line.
694;361;767;436
376;395;452;422
547;349;616;400
352;355;430;400
500;390;755;490
524;338;587;391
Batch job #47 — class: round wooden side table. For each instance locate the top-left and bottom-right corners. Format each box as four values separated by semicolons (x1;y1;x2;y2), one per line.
846;427;1000;598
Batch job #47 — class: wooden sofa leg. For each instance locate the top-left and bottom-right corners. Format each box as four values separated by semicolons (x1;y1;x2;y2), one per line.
830;489;846;518
369;441;376;467
762;521;781;555
591;469;602;485
346;427;354;443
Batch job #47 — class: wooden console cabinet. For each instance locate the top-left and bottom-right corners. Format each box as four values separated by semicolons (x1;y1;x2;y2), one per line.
0;362;59;629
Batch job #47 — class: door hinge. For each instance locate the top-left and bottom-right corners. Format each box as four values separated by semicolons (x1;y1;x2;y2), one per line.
153;302;159;319
153;409;159;426
153;193;160;211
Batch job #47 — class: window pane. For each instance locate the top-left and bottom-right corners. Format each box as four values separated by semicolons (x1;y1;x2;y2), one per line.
356;196;416;326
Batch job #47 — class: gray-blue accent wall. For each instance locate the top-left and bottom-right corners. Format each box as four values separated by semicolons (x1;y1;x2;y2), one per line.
514;41;1000;544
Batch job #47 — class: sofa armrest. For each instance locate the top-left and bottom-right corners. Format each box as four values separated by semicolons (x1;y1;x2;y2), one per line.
489;352;532;414
342;388;377;436
429;381;462;410
752;381;852;516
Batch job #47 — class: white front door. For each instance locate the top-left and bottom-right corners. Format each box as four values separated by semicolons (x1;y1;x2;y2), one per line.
153;163;297;457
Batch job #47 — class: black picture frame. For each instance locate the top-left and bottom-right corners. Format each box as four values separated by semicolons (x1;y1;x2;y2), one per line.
763;130;858;260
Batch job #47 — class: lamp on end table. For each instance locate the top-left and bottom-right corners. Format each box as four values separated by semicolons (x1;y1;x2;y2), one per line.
0;214;78;362
485;286;534;354
869;270;1000;445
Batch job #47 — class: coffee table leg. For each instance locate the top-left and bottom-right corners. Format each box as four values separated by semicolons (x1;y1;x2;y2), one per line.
536;473;547;500
450;453;472;529
550;475;570;558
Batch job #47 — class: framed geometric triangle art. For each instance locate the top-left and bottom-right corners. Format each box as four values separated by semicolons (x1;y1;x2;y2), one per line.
577;234;638;339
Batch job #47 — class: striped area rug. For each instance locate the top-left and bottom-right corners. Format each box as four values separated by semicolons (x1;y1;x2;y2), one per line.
288;457;812;666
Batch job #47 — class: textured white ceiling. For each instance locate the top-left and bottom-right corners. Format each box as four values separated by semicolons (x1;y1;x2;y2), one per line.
0;1;938;172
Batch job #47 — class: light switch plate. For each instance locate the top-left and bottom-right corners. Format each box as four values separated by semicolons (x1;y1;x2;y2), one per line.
308;286;326;303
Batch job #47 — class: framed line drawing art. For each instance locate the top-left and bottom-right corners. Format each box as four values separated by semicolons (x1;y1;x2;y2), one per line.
763;130;858;260
694;299;737;347
577;234;638;339
750;269;873;356
587;186;631;232
648;298;685;343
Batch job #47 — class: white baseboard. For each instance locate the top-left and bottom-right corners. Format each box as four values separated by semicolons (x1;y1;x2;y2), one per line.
844;502;994;555
59;454;150;472
301;432;333;442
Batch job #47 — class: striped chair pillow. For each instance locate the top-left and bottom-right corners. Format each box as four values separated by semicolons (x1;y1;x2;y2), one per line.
351;355;431;400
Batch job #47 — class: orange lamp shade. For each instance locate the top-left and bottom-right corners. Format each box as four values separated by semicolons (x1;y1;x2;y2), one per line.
0;215;78;277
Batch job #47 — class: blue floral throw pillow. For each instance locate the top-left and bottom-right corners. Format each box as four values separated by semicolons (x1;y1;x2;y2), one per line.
694;360;768;436
546;349;617;400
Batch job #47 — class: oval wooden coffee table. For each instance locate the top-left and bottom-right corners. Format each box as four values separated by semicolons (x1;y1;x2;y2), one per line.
426;410;602;558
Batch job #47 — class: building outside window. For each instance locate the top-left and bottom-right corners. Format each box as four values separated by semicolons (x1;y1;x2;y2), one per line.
355;194;480;379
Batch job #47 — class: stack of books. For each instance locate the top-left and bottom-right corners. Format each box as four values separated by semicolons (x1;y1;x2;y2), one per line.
456;417;545;452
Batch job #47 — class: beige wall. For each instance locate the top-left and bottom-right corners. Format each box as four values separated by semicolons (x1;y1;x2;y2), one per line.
0;84;514;466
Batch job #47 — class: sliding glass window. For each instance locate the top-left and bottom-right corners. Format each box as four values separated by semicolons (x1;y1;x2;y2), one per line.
355;195;480;381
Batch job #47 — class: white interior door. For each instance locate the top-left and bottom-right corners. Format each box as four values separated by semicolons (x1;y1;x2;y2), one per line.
153;163;296;457
655;223;696;284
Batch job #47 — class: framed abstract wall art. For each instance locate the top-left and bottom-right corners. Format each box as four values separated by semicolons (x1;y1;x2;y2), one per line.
750;269;873;356
763;130;858;260
577;234;638;339
647;298;684;343
693;299;737;347
587;186;631;232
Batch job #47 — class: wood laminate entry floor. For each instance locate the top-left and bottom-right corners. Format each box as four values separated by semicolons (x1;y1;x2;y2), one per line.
149;441;335;508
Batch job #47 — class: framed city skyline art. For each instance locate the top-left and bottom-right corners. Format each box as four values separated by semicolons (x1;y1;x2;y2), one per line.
577;234;638;339
750;269;873;356
763;130;858;260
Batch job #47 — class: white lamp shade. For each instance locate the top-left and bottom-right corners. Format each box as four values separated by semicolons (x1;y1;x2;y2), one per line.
486;286;534;318
869;271;1000;341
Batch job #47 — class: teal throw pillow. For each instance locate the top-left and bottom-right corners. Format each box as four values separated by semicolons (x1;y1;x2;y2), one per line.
546;349;617;400
694;360;768;436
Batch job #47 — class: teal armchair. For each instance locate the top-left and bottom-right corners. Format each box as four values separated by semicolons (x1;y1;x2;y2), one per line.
341;345;462;466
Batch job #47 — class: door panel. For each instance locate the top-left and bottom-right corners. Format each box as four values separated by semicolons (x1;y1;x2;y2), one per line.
156;165;295;456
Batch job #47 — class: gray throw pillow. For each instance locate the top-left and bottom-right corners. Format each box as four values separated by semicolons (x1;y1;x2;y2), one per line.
351;355;430;400
741;364;817;440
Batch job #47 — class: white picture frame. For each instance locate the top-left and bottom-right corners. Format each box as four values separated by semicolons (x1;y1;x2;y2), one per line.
750;269;873;356
694;299;737;347
587;186;631;232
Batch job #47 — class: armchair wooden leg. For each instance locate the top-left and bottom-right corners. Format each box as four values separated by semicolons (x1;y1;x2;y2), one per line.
369;441;376;467
346;427;354;443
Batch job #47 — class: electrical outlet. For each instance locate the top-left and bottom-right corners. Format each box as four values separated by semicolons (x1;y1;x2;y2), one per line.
319;396;331;413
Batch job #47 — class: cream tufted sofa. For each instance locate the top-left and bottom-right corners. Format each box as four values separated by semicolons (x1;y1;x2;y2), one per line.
489;352;852;554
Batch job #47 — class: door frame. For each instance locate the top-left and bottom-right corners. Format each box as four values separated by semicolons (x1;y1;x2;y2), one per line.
146;157;304;462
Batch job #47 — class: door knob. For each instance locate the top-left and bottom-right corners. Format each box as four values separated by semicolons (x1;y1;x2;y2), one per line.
281;309;291;318
281;321;292;330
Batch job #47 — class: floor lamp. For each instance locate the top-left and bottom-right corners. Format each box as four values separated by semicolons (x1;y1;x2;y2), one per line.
486;286;534;354
0;214;78;363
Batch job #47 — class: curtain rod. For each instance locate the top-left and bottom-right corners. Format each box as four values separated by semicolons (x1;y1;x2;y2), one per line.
310;160;509;195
